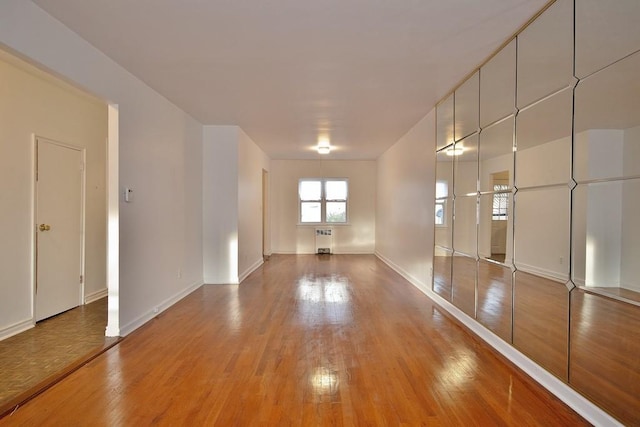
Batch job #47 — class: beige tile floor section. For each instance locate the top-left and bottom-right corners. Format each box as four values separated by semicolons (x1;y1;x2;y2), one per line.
0;298;111;409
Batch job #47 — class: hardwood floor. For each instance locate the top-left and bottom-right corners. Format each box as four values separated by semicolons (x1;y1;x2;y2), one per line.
0;255;588;426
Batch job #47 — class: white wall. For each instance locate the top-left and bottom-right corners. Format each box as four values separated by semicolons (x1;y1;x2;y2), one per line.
620;125;640;291
0;0;204;336
375;111;435;292
0;52;107;338
271;160;376;254
202;126;270;284
202;126;239;284
237;128;270;281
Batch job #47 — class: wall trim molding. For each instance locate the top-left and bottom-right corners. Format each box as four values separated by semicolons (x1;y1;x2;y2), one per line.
119;279;204;337
239;258;264;284
84;287;108;304
375;253;623;427
272;251;375;255
515;262;568;283
0;318;34;341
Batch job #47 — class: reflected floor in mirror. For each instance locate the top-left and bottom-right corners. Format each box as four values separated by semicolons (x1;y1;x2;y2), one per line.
0;298;118;416
0;255;588;425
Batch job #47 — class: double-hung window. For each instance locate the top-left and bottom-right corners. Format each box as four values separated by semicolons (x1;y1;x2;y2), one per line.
299;179;348;224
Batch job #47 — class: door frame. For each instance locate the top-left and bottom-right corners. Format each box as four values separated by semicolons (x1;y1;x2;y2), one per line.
32;135;86;323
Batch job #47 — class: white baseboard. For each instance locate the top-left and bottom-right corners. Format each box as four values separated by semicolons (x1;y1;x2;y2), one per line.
515;262;568;283
0;318;34;341
375;251;430;294
272;251;375;255
119;279;204;337
239;258;264;283
204;277;239;285
377;254;622;427
84;287;108;304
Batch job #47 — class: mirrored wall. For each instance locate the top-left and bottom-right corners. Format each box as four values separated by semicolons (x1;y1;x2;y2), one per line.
433;1;640;424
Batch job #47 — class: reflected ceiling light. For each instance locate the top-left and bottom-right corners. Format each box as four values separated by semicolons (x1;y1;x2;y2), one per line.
317;137;331;154
445;146;464;156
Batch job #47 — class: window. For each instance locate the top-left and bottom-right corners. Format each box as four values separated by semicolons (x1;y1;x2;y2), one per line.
435;181;448;226
299;179;348;223
435;200;446;226
492;184;509;220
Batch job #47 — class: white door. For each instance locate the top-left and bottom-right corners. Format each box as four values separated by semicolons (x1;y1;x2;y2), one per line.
35;138;84;321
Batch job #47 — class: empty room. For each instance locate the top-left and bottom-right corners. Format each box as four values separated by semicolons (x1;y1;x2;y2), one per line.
0;0;638;425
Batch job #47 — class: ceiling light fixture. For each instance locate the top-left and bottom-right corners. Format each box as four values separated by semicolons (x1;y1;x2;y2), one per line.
317;138;331;154
445;146;464;156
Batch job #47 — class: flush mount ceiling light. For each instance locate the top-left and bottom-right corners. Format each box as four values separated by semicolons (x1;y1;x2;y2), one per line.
317;138;331;154
445;146;464;156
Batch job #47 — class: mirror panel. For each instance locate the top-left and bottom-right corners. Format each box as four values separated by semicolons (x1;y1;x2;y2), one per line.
515;87;572;189
572;179;640;295
479;117;514;192
454;134;478;197
574;51;640;182
479;192;512;265
513;270;569;381
477;260;512;342
436;147;454;198
452;254;476;318
453;195;477;257
435;197;453;248
480;40;516;127
570;290;640;425
433;248;453;301
575;0;640;79
454;72;479;141
514;187;570;281
437;94;455;150
516;0;573;108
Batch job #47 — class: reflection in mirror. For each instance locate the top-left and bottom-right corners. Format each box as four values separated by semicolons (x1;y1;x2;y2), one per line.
574;51;640;182
453;134;478;197
575;0;640;79
477;260;512;342
436;148;454;249
517;0;573;108
572;179;640;300
437;94;454;150
514;187;570;281
454;71;479;141
570;290;640;425
513;270;569;381
479;192;511;265
452;254;476;318
479;117;514;192
453;195;477;257
480;40;516;127
515;87;572;189
433;248;453;301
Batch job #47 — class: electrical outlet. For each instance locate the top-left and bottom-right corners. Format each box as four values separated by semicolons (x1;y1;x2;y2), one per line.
559;256;564;264
153;306;159;314
178;268;182;279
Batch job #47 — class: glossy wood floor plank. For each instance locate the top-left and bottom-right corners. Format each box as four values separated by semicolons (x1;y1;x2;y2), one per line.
0;255;587;426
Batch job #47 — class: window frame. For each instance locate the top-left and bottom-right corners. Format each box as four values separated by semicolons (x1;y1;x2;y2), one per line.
298;178;349;225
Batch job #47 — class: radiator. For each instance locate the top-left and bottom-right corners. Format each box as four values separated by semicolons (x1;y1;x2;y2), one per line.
315;228;333;254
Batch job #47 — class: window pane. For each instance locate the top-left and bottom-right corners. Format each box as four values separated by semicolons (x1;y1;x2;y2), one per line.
326;202;346;223
301;202;321;222
435;202;444;225
299;181;321;201
436;182;448;199
325;180;347;200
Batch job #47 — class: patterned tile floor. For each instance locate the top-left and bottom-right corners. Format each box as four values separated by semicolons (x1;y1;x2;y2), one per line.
0;298;111;409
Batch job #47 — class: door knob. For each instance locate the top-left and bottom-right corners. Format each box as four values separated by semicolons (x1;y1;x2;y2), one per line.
39;224;51;231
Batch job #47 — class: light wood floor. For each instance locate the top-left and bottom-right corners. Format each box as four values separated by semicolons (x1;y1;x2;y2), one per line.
0;255;587;426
